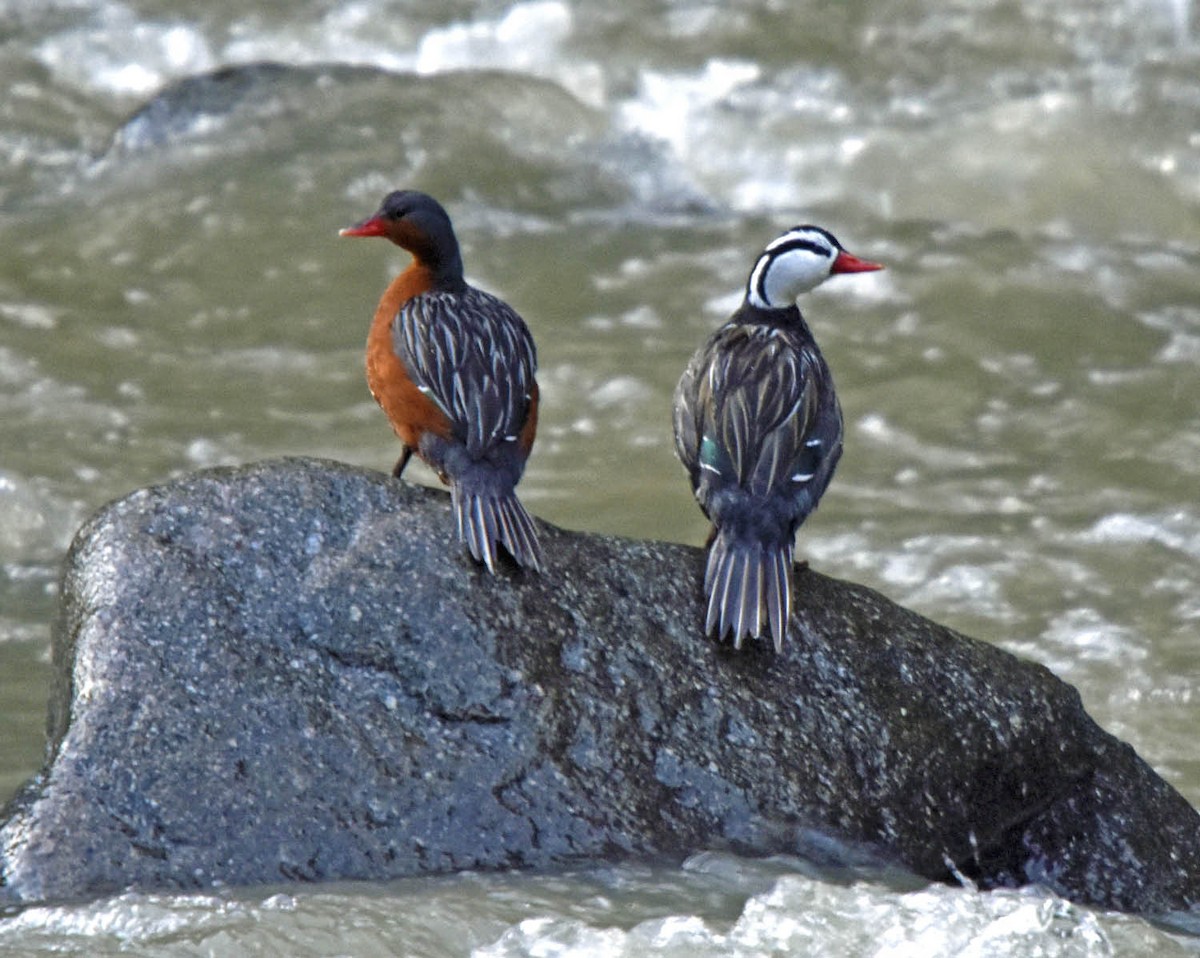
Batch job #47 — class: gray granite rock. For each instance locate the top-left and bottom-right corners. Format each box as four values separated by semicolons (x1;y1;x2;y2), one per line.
1;457;1198;913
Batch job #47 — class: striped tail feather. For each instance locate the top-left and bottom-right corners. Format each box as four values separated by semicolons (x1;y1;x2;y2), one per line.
704;533;794;652
452;485;543;573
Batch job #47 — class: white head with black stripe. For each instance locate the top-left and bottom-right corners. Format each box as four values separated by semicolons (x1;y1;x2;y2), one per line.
746;226;883;310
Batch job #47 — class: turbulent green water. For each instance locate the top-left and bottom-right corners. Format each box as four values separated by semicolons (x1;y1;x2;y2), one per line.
2;0;1199;953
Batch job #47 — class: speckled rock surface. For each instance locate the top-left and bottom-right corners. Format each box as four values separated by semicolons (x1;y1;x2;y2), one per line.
1;457;1197;913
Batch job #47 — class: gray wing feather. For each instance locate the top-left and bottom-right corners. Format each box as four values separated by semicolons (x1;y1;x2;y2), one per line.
393;288;537;457
672;361;702;473
677;324;838;499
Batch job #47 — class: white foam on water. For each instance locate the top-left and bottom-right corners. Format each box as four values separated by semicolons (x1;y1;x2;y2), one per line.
1135;305;1200;365
1084;511;1200;562
472;872;1181;957
0;891;260;951
221;1;417;74
1039;607;1148;666
0;827;1195;956
856;413;1002;472
0;473;57;554
0;301;59;330
415;1;566;74
615;60;868;212
34;2;215;97
588;375;654;410
618;60;762;159
34;0;603;110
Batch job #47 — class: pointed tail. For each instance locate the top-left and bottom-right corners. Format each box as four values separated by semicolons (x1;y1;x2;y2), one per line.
704;533;794;652
452;485;543;573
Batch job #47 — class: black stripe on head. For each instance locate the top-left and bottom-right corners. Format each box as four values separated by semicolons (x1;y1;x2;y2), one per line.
783;225;846;253
747;225;853;308
752;231;827;305
768;237;828;259
752;254;769;307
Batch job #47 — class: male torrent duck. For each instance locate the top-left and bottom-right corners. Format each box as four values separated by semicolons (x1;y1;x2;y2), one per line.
673;226;882;650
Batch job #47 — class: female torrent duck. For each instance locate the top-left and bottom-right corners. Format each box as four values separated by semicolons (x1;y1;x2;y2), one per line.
341;190;543;573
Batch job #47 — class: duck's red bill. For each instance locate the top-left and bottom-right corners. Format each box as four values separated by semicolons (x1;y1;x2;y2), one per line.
831;251;884;274
339;216;388;238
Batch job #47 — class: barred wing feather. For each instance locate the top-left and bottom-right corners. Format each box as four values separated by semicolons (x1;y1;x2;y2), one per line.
679;325;836;500
393;288;537;456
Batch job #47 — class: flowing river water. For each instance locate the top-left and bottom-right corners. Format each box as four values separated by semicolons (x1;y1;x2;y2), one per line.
1;0;1200;954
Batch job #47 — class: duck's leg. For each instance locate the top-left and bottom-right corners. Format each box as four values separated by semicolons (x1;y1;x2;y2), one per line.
392;446;414;479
